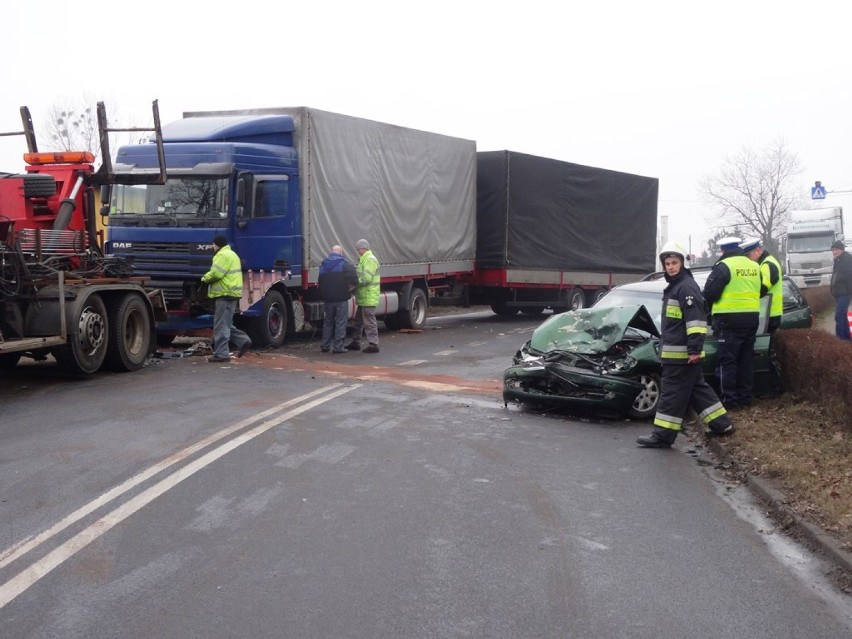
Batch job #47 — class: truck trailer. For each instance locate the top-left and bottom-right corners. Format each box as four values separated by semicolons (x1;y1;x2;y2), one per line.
471;150;658;314
102;107;659;347
104;107;477;347
0;105;165;374
785;206;844;288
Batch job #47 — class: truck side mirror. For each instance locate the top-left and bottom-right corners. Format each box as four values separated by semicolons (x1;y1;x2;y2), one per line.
99;185;112;216
236;174;252;219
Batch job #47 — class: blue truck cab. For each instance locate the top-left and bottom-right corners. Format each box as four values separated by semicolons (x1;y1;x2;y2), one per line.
106;114;303;346
104;107;479;348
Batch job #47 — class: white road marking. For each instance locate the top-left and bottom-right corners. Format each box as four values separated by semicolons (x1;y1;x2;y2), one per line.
0;383;359;610
434;349;456;356
397;359;429;366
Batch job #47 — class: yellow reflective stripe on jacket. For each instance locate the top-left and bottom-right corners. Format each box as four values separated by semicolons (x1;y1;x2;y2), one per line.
685;320;707;335
660;345;705;359
761;254;783;318
713;255;760;314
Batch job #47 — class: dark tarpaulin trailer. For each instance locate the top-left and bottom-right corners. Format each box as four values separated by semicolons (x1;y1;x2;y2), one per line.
475;150;658;273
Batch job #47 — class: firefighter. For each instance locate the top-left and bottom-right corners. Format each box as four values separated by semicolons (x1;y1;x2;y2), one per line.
702;236;761;409
740;237;783;393
637;242;735;448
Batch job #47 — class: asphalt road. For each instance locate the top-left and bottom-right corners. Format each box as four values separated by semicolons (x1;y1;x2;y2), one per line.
1;310;850;638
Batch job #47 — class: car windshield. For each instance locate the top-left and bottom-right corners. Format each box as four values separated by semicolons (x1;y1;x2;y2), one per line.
594;289;663;330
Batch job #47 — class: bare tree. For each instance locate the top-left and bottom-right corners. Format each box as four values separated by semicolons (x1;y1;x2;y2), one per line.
41;96;120;164
699;138;804;256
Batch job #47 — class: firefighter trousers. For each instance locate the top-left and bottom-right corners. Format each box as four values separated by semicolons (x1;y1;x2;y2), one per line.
652;363;732;442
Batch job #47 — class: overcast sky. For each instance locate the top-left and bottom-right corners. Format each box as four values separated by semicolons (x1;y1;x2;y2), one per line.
3;1;851;253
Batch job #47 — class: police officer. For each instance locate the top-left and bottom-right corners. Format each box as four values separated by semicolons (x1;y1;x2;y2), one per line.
702;236;761;409
740;237;783;393
637;242;734;448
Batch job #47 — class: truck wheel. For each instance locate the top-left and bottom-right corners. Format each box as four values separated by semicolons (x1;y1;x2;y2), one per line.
250;290;288;347
16;173;57;198
104;294;152;372
0;353;21;370
397;287;428;329
490;300;518;316
569;288;586;311
588;287;609;307
54;294;108;374
627;372;661;420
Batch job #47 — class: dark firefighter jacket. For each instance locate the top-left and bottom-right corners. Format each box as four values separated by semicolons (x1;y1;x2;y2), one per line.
659;268;708;364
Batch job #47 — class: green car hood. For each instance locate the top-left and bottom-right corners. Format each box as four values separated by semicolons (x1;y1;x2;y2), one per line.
528;305;660;355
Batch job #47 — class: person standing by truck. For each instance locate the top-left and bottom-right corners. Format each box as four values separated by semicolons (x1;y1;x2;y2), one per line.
346;238;381;353
202;235;252;363
318;245;359;353
702;237;761;409
740;237;784;393
637;242;734;448
830;240;852;341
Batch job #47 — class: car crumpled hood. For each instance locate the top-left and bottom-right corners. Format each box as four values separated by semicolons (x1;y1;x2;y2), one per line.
528;305;660;355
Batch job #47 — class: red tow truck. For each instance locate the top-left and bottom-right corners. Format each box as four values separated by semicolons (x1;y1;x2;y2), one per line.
0;103;166;374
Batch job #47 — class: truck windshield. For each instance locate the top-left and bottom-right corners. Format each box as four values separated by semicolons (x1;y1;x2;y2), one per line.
787;233;833;253
109;178;229;226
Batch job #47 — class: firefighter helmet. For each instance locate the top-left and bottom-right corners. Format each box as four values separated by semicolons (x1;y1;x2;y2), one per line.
659;241;687;265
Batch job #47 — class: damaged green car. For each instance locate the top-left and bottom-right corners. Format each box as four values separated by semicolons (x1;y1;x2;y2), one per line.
502;272;811;419
503;304;665;419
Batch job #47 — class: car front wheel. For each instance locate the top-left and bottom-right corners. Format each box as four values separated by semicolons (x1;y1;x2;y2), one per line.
628;372;661;420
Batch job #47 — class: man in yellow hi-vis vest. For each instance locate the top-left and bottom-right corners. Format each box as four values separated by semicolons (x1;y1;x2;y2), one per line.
741;237;783;394
702;236;761;409
202;235;252;363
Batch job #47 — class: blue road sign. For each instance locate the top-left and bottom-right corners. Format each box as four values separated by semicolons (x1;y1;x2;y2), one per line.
811;185;827;199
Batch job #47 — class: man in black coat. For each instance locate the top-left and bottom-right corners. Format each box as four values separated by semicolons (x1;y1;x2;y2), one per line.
830;240;852;341
318;245;359;353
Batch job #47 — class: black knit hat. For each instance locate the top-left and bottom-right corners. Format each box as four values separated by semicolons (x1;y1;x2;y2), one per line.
213;234;229;248
831;240;845;250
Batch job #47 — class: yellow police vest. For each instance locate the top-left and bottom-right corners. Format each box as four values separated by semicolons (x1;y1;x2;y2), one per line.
761;254;783;319
713;255;760;314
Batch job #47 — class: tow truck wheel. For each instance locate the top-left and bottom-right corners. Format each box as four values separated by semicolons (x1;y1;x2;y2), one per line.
54;294;108;374
250;290;288;347
104;293;152;372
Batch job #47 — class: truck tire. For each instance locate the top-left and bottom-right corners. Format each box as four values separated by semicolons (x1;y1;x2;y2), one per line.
53;294;109;374
396;287;428;330
568;288;586;311
104;293;152;372
16;173;57;198
490;300;517;316
249;290;288;347
588;287;609;307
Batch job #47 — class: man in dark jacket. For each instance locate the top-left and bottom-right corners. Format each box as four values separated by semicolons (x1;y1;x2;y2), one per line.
830;240;852;341
637;242;734;448
318;245;359;353
702;236;761;409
